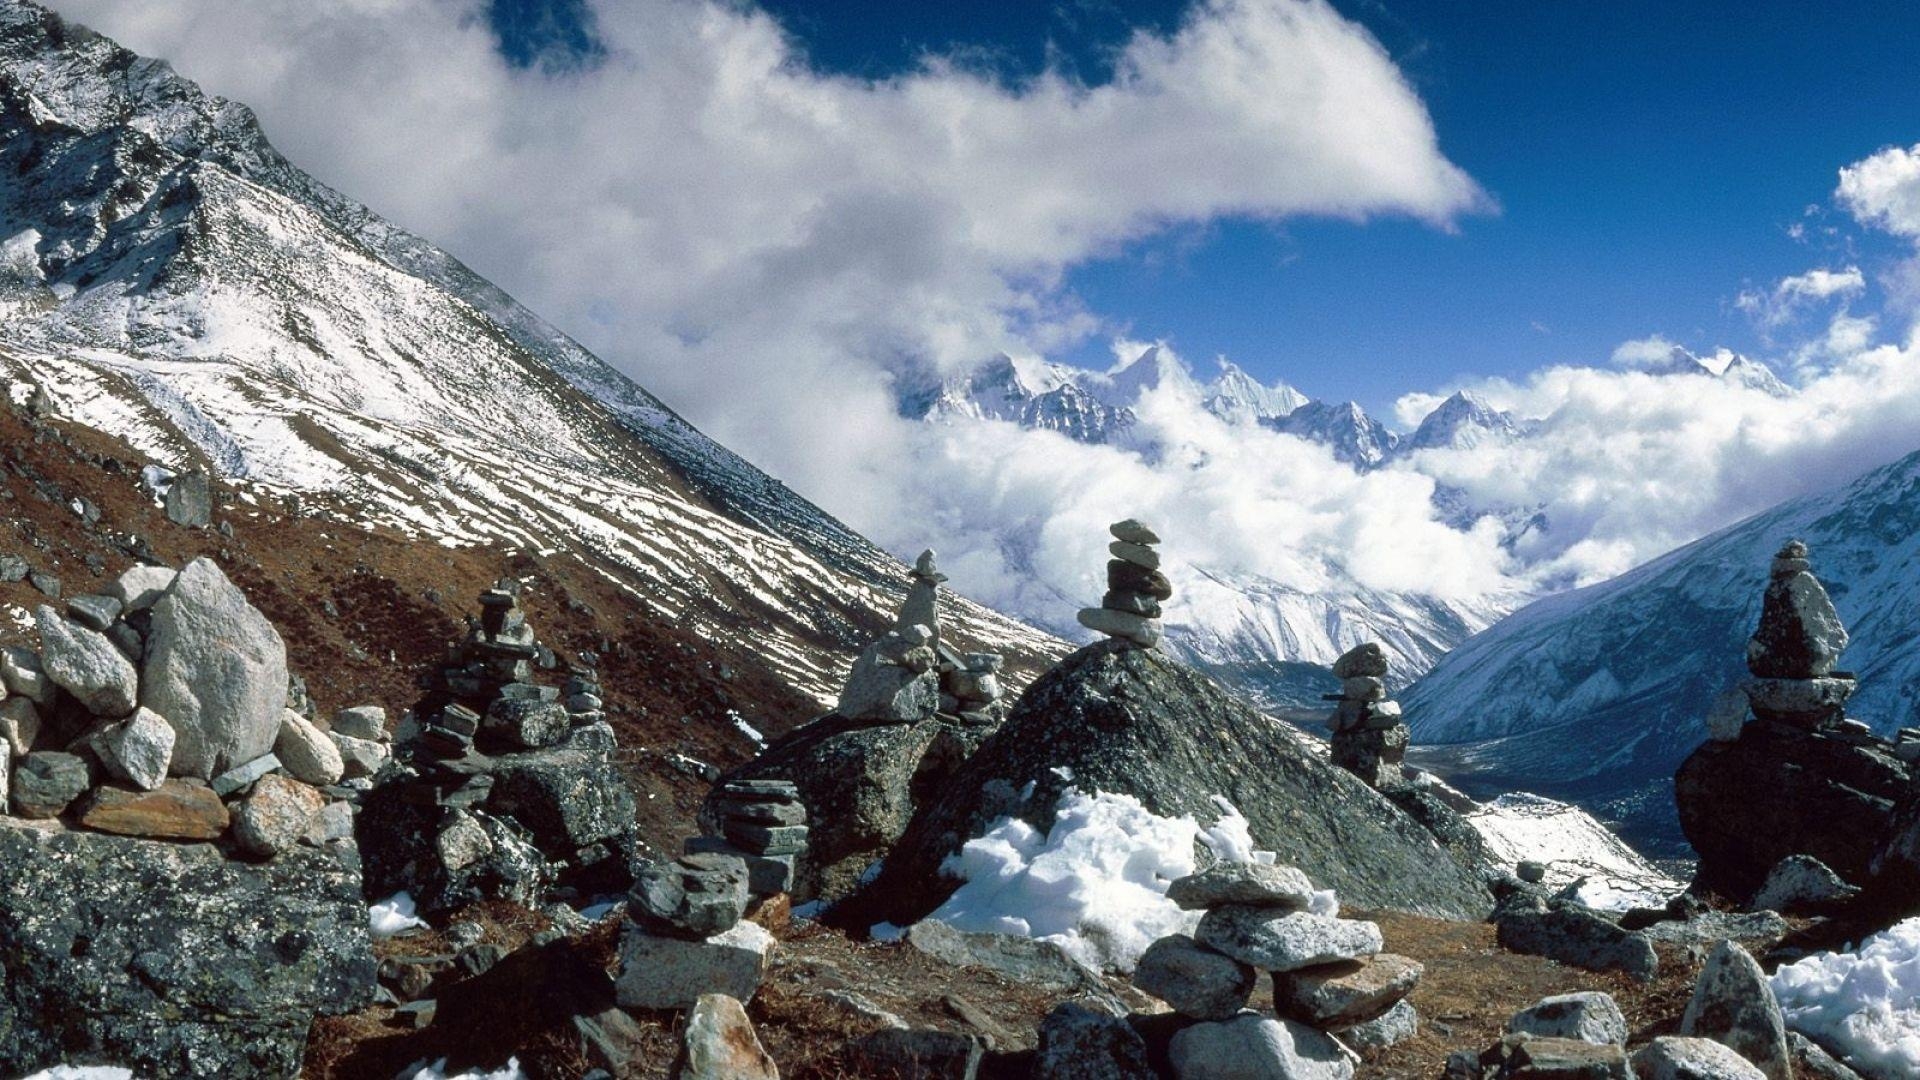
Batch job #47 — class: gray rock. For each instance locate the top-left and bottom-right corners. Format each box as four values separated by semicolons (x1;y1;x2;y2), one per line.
1;646;56;706
853;1027;986;1080
232;774;325;859
1;696;41;756
672;993;778;1080
1332;643;1388;679
1679;940;1791;1080
905;919;1113;999
1109;539;1161;570
0;554;26;582
11;751;90;818
106;564;177;613
331;731;390;779
1131;933;1257;1020
631;854;749;939
864;642;1492;926
1518;860;1549;884
1495;905;1658;982
332;705;388;741
1750;854;1860;914
141;558;288;778
91;706;175;791
35;605;137;718
486;742;638;858
1035;1002;1155;1079
65;593;122;632
1110;519;1161;545
1743;676;1854;728
1786;1031;1864;1080
305;799;356;846
614;919;774;1010
164;469;212;528
838;647;941;724
1168;862;1316;912
0;741;8;809
275;709;344;786
1196;908;1382;973
1632;1037;1766;1080
28;570;59;598
684;837;796;896
435;812;494;872
1077;606;1162;647
1747;543;1848;678
1507;991;1629;1046
1271;953;1422;1029
210;752;282;797
723;821;808;854
483;697;569;750
0;817;374;1077
1706;689;1748;742
1340;999;1418;1050
1507;1037;1632;1078
1167;1013;1355;1080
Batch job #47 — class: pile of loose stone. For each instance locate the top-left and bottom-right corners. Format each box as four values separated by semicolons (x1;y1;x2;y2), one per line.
2;554;384;860
1076;519;1168;649
359;581;636;917
835;549;1008;726
689;778;808;896
1129;862;1424;1073
1325;642;1409;788
1711;539;1860;742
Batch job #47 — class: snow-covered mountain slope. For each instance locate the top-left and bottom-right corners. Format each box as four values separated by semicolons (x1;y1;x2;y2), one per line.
1401;391;1525;454
1261;399;1400;469
0;0;1061;704
1405;445;1920;850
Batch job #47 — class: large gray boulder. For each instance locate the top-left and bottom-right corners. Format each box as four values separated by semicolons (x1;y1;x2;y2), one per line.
1131;934;1256;1020
1495;904;1658;982
1507;991;1629;1046
1035;1002;1155;1080
714;713;989;901
0;817;374;1076
1167;1013;1354;1080
1679;941;1791;1080
860;641;1491;926
1195;908;1382;973
140;558;288;778
1746;541;1847;678
1632;1037;1767;1080
35;605;137;718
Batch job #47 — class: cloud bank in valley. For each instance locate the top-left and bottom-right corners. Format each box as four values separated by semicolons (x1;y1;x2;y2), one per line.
43;0;1920;636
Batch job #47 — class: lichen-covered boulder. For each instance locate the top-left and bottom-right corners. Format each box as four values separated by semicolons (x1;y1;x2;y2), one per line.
140;558;288;779
0;817;375;1077
861;641;1491;926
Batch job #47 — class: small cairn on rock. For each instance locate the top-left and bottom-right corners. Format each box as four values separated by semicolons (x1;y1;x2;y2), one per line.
1735;539;1855;737
688;778;809;898
1326;642;1408;787
836;549;1008;726
616;848;775;1011
1130;862;1424;1069
1076;518;1167;649
359;581;637;916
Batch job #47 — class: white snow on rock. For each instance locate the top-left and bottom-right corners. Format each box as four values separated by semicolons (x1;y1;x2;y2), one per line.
18;1069;135;1080
924;788;1276;972
402;1059;527;1080
369;891;429;938
1465;793;1681;911
1770;917;1920;1080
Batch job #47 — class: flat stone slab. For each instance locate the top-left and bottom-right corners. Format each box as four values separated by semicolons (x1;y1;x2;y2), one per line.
1167;862;1316;912
1195;907;1382;973
76;780;230;840
1272;953;1423;1029
1131;933;1256;1021
614;920;773;1010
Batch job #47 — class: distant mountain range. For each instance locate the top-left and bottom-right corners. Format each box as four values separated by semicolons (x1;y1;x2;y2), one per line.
1406;444;1920;853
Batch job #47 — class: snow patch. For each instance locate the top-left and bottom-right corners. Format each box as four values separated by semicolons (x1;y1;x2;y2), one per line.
924;788;1275;972
401;1059;527;1080
369;891;429;937
18;1069;135;1080
1771;917;1920;1080
1465;793;1681;911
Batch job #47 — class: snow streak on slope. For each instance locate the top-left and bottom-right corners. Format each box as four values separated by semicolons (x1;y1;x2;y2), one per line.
1406;446;1920;847
0;1;1060;703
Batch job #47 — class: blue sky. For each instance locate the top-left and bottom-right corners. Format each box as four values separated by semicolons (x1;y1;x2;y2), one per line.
489;0;1920;411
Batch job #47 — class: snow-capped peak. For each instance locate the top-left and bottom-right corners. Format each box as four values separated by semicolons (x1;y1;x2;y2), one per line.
1203;358;1309;425
1403;390;1523;453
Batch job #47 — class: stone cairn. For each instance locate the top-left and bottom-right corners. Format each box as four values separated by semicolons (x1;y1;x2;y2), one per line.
836;549;1007;727
1717;540;1858;742
2;555;383;860
1076;518;1167;649
687;778;809;898
360;580;635;918
1130;863;1424;1068
1326;642;1408;787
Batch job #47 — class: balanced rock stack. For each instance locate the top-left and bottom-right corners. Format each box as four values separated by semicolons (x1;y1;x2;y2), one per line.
687;778;809;897
360;582;636;916
1739;540;1854;735
837;549;1008;725
1131;863;1423;1073
616;849;775;1011
3;555;369;860
1076;518;1167;649
1326;643;1408;787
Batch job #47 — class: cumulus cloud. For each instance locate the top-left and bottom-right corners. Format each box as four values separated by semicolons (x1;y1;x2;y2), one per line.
1838;143;1920;238
1736;266;1865;328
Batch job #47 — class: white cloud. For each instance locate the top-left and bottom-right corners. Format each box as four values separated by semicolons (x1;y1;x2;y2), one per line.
1736;266;1865;329
1838;143;1920;238
1608;334;1682;368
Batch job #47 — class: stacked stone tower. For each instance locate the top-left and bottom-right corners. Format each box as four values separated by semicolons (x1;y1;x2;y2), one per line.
1326;642;1408;787
1076;519;1167;649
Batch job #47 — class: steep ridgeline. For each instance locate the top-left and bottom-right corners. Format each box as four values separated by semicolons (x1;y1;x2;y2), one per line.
1405;446;1920;852
0;2;1060;703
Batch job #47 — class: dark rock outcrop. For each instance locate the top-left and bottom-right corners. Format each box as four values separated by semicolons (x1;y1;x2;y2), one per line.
1676;719;1909;898
0;818;375;1077
711;713;989;901
858;641;1491;926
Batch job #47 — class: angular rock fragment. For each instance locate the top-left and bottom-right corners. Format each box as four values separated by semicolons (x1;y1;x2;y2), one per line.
1130;933;1256;1021
76;780;229;840
91;706;175;791
1195;907;1382;973
36;605;137;718
1506;991;1629;1046
1679;940;1791;1080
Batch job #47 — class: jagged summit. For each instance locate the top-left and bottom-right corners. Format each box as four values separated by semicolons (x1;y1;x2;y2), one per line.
1262;399;1400;470
0;0;1059;702
1403;390;1525;454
